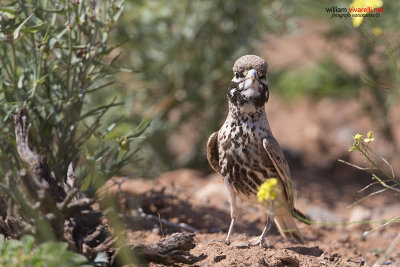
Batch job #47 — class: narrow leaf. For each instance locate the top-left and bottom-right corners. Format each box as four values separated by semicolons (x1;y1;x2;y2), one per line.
127;119;151;139
13;14;33;40
20;22;44;33
0;7;16;15
37;7;66;14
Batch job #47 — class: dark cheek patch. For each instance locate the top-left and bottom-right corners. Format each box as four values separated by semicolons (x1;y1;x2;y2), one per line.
228;80;269;108
252;84;268;107
229;81;238;91
228;81;246;107
263;84;269;103
227;81;238;100
230;81;237;88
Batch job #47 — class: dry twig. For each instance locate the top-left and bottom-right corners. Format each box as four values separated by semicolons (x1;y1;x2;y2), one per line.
0;108;114;261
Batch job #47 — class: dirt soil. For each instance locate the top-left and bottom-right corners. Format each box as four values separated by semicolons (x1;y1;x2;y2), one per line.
101;97;400;266
105;168;400;267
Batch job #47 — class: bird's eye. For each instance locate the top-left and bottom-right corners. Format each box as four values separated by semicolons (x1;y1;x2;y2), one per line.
235;72;239;79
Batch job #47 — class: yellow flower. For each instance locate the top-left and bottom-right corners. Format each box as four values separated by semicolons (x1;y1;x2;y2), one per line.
349;133;363;152
350;0;383;27
353;133;363;141
352;16;363;28
350;131;375;151
372;27;382;36
364;130;375;143
257;178;279;203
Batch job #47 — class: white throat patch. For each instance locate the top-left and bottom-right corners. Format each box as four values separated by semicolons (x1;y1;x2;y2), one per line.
241;87;260;98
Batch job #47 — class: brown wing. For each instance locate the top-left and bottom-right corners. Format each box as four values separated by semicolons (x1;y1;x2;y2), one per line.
262;137;294;209
207;131;220;173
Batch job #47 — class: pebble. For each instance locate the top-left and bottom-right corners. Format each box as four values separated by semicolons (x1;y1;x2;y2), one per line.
329;253;340;262
210;227;220;233
348;206;371;228
214;254;226;262
306;206;344;224
258;258;268;266
338;233;350;243
235;241;250;249
355;257;366;266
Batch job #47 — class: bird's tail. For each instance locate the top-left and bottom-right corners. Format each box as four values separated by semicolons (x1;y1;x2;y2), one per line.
274;204;304;243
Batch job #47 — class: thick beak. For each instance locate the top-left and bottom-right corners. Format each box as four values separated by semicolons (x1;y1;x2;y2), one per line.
247;69;258;81
243;69;259;90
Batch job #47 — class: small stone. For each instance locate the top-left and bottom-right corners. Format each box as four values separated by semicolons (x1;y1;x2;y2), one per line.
348;206;371;229
288;245;323;257
321;252;330;260
329;253;340;262
278;257;300;267
201;197;209;203
214;254;226;262
258;258;269;266
210;227;220;233
306;206;343;224
235;241;250;248
338;233;350;243
355;257;366;266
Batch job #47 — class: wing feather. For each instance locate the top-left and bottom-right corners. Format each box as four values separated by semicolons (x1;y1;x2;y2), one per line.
207;131;220;173
262;137;294;209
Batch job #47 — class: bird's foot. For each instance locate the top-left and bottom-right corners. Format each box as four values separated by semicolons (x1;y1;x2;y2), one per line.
225;239;231;245
250;236;272;248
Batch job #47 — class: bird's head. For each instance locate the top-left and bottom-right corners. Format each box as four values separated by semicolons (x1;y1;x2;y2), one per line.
227;55;269;114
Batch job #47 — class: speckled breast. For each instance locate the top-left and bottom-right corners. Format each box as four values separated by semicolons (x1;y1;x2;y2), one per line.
218;118;278;198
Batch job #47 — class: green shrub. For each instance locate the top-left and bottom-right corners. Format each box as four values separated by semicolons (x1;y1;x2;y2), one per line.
270;58;361;100
0;0;145;191
0;235;87;267
0;0;144;259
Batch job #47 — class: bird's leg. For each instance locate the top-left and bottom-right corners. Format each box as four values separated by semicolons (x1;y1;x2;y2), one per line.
252;200;274;248
225;188;237;245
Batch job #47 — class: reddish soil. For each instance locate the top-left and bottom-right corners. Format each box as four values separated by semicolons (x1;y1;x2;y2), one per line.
105;168;399;266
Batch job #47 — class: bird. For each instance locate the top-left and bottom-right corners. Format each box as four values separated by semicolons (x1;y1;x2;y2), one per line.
207;55;306;248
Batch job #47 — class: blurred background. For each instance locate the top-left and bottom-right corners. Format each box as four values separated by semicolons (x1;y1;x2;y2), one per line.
1;0;399;195
111;0;400;179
